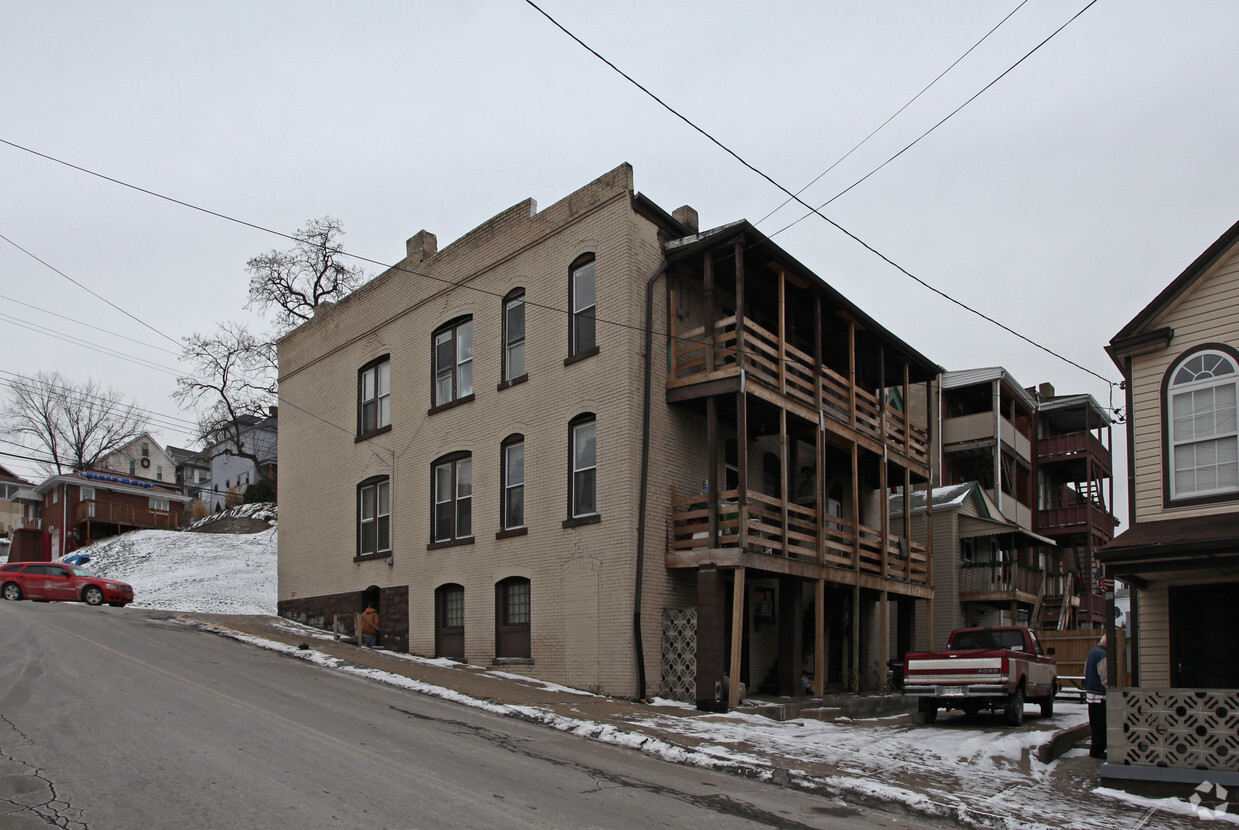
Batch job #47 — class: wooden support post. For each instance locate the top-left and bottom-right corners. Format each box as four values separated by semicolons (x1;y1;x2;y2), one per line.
780;407;790;556
704;252;716;372
814;578;825;696
729;567;746;709
851;440;861;692
737;392;749;550
707;397;719;546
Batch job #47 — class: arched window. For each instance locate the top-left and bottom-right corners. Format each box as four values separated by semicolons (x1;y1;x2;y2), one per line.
432;317;474;409
357;476;390;559
500;434;526;533
1167;347;1239;501
567;413;597;522
502;289;527;385
358;355;391;437
568;254;597;359
495;576;531;659
431;452;472;545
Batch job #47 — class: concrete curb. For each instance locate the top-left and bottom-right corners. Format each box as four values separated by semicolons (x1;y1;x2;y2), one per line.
1037;723;1091;764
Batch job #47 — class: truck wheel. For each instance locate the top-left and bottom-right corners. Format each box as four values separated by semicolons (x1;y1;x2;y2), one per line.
918;700;938;724
1005;686;1025;727
1041;685;1055;717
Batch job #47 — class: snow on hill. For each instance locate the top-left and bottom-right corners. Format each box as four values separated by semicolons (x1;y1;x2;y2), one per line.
75;505;277;615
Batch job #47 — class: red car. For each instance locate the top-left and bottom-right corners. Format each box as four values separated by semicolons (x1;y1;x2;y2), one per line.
0;562;134;607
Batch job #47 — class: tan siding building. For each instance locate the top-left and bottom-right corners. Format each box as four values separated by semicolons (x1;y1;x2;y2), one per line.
1101;217;1239;785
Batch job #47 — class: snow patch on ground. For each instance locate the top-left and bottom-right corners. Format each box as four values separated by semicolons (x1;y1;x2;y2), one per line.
75;521;277;615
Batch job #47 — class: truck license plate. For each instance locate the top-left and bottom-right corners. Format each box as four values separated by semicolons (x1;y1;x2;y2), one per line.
940;687;964;696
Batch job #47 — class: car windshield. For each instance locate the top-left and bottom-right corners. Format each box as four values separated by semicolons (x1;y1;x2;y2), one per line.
66;565;99;578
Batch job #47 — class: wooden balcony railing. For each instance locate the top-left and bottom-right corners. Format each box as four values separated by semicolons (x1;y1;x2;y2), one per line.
1037;502;1118;535
668;317;929;466
959;561;1043;597
1038;431;1111;471
76;500;177;530
671;488;928;584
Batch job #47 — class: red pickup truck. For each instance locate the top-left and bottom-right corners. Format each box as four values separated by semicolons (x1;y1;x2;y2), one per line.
902;626;1057;726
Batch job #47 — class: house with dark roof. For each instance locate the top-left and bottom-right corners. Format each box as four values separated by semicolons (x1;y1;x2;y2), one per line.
34;471;191;559
1101;218;1239;786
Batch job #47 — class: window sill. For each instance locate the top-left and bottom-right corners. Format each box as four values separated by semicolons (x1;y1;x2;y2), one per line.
563;514;601;529
1164;490;1239;509
492;657;533;666
427;537;476;551
496;527;528;540
355;424;392;444
354;552;392;563
496;374;528;392
427;394;475;416
563;346;600;367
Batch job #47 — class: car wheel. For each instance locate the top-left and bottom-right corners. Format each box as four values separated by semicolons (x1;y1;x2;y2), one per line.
1041;688;1055;718
1005;686;1025;727
1;582;22;601
108;602;126;608
918;700;938;724
83;586;104;606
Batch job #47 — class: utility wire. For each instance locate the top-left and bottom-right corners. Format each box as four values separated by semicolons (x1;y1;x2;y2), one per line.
757;0;1030;226
0;313;180;376
0;232;183;349
522;0;1113;387
771;0;1099;237
0;292;181;356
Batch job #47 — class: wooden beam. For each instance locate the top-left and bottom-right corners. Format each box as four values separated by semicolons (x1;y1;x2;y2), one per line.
729;567;746;709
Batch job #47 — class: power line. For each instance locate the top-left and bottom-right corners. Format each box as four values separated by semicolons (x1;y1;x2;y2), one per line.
521;0;1113;388
0;231;183;349
757;0;1030;227
0;312;181;376
0;291;181;356
771;0;1099;237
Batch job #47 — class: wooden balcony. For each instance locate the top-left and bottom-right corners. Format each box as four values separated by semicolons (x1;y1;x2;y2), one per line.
959;561;1044;605
668;488;930;589
1037;431;1111;477
1037;502;1118;538
667;316;929;470
942;411;1031;461
76;500;177;531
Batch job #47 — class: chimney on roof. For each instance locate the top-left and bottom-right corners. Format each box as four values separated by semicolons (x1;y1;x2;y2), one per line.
406;230;437;263
1038;382;1055;401
268;406;278;418
672;205;699;233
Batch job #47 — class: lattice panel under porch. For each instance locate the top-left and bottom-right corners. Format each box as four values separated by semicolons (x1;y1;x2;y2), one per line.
1113;688;1239;771
661;609;697;703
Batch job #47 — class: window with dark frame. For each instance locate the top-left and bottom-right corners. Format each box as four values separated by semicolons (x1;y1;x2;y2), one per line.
1168;348;1239;500
502;435;525;531
503;290;526;383
570;415;596;519
569;256;596;357
358;477;390;558
433;319;473;408
358;357;391;436
495;576;531;659
432;454;472;543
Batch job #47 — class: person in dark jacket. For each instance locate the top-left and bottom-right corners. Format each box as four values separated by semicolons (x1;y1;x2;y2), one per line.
1084;634;1108;758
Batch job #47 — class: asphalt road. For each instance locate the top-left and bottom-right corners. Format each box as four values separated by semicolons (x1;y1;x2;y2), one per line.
0;600;953;829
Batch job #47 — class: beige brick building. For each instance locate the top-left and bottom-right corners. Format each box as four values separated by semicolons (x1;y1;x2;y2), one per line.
278;164;940;705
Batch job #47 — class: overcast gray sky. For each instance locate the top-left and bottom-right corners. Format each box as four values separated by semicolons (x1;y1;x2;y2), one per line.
3;1;1237;525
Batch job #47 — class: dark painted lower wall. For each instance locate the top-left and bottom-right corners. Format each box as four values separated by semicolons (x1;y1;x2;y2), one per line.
279;585;409;653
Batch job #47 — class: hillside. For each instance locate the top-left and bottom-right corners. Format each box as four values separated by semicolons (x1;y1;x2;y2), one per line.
69;504;277;615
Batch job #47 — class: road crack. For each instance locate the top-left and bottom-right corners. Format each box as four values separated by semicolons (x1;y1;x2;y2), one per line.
0;713;88;829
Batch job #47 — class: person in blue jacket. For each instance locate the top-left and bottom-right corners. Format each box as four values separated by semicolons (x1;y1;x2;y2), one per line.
1084;634;1108;758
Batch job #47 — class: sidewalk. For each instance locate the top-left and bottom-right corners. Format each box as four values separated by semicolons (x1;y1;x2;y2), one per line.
177;612;1216;830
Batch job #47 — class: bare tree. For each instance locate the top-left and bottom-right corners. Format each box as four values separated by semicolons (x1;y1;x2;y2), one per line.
1;371;148;476
174;323;277;484
246;216;368;331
